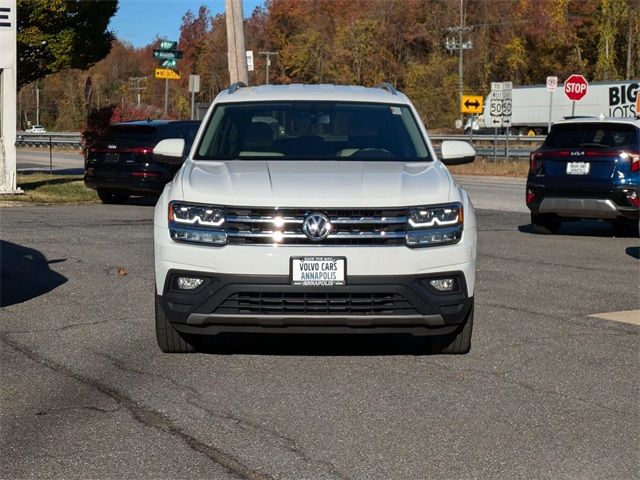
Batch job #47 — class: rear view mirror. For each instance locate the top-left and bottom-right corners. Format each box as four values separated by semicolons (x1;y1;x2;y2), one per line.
154;138;185;164
440;140;475;165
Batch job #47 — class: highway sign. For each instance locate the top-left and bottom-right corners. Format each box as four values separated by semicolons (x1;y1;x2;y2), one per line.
153;49;183;60
489;81;512;127
461;95;483;114
160;58;177;69
546;76;558;92
155;68;181;80
159;40;178;50
564;74;588;101
188;74;200;93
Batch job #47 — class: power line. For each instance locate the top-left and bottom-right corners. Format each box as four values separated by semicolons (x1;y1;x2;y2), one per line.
444;0;472;126
258;51;278;85
129;76;148;107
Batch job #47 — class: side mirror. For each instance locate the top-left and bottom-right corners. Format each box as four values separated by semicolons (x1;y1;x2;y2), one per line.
440;140;475;165
153;138;185;164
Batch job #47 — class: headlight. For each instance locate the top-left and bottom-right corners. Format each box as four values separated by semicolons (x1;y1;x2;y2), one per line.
168;201;227;245
406;203;463;247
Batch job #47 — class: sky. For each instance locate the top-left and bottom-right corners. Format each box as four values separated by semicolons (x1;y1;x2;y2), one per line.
109;0;265;48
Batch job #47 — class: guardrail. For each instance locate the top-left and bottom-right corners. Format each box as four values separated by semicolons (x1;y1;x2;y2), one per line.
16;132;545;159
16;132;82;148
431;133;544;159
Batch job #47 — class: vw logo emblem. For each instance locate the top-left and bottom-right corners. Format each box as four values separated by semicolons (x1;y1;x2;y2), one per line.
302;212;332;241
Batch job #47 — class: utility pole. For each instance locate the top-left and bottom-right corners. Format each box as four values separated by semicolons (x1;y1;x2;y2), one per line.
164;80;168;116
445;0;472;127
129;76;148;107
35;80;40;125
225;0;248;85
259;51;278;84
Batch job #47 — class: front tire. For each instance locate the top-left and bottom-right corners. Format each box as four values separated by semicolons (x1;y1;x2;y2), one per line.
531;213;561;234
155;296;199;353
426;306;474;355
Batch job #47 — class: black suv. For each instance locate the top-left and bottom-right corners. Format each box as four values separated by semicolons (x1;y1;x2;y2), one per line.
526;117;639;234
84;120;200;204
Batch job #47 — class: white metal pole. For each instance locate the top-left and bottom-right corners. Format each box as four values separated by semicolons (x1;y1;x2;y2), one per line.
547;90;553;133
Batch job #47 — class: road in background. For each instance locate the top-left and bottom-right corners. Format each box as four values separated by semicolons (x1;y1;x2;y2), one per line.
1;197;638;479
455;175;527;213
16;149;84;174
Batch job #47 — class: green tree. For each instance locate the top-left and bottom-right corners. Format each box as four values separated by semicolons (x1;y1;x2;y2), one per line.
17;0;118;88
594;0;629;80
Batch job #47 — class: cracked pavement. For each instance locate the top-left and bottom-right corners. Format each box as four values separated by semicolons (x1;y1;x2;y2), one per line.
1;195;639;479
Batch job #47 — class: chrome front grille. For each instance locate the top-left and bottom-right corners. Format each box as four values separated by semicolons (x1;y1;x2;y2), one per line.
226;208;408;245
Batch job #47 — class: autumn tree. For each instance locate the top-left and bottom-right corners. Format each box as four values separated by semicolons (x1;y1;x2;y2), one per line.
17;0;118;88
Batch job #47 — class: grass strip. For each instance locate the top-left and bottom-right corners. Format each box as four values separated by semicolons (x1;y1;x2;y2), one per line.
0;174;99;204
448;158;528;177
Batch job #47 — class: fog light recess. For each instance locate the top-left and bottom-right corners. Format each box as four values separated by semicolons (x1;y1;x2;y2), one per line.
428;278;457;292
176;277;204;290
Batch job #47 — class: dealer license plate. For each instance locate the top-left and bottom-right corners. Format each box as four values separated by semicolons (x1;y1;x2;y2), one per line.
291;257;346;286
566;162;590;175
104;153;120;164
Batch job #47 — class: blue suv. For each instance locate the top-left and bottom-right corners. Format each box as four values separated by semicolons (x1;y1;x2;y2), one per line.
526;117;639;234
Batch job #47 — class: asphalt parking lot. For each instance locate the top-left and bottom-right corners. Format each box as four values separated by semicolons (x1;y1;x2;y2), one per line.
1;189;639;479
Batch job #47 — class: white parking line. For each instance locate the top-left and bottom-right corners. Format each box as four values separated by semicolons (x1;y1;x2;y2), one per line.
589;310;640;326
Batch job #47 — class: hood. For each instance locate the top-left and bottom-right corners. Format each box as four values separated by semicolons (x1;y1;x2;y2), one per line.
180;160;452;207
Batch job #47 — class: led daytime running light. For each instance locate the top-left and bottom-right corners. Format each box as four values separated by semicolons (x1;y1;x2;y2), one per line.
169;202;225;227
408;205;462;228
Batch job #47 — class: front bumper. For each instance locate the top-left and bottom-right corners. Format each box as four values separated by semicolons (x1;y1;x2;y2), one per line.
158;271;473;336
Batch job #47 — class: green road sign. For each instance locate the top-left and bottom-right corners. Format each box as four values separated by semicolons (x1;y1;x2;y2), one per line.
159;40;177;50
153;49;183;60
160;58;177;69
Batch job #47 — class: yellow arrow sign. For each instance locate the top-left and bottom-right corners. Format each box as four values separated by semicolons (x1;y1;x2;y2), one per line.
461;95;483;114
155;68;181;80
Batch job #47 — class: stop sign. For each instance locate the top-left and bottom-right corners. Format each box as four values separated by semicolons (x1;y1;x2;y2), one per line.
564;74;588;101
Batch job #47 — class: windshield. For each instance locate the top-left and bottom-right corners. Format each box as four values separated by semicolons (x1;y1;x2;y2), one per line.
545;123;638;149
108;125;160;144
195;102;431;161
107;123;200;149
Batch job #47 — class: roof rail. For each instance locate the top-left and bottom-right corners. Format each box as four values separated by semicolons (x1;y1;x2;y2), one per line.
228;82;247;94
375;82;398;96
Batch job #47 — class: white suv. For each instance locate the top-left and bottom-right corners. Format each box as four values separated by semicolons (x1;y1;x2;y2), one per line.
153;83;477;354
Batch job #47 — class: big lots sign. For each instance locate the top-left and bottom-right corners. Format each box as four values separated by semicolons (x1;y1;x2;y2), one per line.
564;74;589;101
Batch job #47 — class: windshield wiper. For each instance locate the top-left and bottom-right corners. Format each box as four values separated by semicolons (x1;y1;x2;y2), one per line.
578;143;610;149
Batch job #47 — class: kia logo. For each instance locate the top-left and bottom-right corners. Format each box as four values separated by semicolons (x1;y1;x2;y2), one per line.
571;151;585;156
108;144;117;149
302;212;332;241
